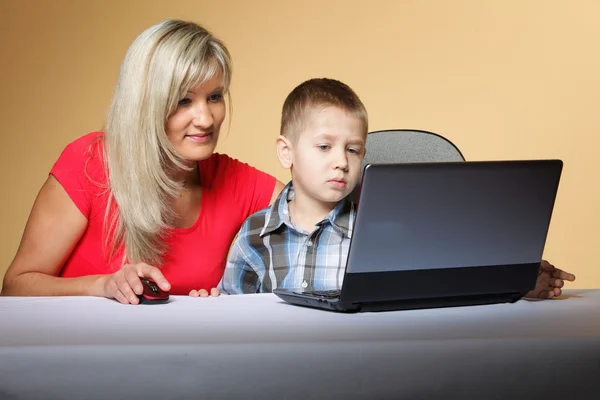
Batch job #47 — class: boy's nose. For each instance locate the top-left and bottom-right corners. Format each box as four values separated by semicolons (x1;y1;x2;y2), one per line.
334;150;349;171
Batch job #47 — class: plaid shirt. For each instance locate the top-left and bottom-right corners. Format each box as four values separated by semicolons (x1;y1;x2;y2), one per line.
218;182;355;294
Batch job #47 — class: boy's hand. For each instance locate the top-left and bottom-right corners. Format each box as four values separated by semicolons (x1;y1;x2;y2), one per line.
524;260;576;300
189;288;220;297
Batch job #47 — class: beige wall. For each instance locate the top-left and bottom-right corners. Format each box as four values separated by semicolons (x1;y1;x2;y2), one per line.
1;0;598;290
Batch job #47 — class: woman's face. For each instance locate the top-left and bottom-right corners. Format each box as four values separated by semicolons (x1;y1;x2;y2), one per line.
166;73;226;164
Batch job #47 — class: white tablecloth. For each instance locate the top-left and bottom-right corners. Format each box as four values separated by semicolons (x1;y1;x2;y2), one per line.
1;290;599;399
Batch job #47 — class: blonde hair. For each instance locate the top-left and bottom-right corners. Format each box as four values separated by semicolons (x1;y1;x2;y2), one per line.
280;78;368;143
103;19;232;266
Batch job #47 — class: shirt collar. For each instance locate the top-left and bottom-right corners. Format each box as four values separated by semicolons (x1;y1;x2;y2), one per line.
260;182;355;238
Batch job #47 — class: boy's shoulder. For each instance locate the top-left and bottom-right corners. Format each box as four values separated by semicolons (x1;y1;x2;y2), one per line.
239;180;291;237
236;204;274;240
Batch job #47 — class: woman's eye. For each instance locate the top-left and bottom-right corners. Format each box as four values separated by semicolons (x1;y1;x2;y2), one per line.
178;98;192;106
208;93;223;102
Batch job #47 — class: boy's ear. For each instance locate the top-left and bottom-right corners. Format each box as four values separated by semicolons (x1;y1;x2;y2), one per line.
276;135;293;169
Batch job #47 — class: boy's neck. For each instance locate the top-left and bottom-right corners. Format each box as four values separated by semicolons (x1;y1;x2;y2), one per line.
287;189;337;233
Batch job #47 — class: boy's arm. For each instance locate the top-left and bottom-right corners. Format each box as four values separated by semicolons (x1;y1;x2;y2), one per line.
217;235;262;295
523;260;576;300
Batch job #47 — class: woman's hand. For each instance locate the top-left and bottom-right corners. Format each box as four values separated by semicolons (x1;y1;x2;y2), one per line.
102;263;171;304
189;288;220;297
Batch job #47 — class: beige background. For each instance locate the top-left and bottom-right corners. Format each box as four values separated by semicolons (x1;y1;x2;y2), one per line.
1;0;598;290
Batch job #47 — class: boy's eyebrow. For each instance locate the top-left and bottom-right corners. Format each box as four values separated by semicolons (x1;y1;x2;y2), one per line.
314;134;365;146
314;133;338;141
347;138;366;146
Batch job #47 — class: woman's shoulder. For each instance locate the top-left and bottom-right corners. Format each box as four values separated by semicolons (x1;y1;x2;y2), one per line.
63;131;104;153
58;131;105;165
52;131;106;181
58;131;103;157
198;152;255;182
198;152;275;212
200;152;242;167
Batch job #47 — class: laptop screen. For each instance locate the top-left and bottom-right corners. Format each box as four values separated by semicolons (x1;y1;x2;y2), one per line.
346;160;562;273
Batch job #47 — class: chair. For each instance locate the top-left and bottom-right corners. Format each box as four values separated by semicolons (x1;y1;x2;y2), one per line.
362;129;465;165
349;129;465;202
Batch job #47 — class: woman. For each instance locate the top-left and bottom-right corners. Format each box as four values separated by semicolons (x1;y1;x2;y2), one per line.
1;19;284;303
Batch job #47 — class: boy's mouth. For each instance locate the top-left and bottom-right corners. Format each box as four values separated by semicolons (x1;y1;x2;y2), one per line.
327;179;347;189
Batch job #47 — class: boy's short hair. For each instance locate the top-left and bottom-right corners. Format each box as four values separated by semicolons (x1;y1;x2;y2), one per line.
280;78;369;142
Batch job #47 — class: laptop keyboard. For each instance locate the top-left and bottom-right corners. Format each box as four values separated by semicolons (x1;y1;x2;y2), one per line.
294;289;341;298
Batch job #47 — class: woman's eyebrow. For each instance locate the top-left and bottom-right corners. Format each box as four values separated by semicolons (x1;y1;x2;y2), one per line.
185;86;225;95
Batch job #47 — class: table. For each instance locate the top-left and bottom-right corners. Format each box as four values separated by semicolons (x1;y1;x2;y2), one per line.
1;290;599;399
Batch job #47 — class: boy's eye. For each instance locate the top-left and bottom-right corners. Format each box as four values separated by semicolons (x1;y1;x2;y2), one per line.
348;146;364;155
178;98;192;107
208;93;223;102
318;145;330;151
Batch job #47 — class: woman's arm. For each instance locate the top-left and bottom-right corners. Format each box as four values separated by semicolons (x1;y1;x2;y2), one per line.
1;175;104;296
2;175;172;302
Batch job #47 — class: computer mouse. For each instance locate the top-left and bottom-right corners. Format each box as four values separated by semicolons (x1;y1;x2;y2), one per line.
138;278;169;304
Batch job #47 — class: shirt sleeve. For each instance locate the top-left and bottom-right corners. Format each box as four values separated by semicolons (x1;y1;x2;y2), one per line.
218;225;264;295
49;133;104;218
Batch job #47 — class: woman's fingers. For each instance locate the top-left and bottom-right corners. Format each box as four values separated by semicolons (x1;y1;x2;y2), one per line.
189;288;220;297
137;263;171;292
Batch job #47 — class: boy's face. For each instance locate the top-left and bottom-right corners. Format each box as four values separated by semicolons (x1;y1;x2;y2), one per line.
281;106;366;207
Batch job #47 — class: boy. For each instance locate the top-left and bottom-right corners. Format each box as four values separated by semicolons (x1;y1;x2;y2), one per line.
218;78;367;294
210;77;575;297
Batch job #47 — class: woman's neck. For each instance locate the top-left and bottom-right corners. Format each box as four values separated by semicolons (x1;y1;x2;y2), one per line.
168;161;200;189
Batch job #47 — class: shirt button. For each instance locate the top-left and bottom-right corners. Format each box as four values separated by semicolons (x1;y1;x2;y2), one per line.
307;239;313;246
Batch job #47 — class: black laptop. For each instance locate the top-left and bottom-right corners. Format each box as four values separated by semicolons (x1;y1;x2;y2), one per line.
273;160;563;312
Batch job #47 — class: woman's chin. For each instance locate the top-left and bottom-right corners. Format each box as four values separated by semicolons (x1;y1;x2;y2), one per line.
176;143;218;162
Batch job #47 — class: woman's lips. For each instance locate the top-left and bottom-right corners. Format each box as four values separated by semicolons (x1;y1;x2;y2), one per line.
186;133;212;143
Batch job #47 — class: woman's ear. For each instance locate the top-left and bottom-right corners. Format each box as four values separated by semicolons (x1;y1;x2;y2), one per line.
276;135;293;169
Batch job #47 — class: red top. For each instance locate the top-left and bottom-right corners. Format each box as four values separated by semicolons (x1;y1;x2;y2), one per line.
50;132;276;294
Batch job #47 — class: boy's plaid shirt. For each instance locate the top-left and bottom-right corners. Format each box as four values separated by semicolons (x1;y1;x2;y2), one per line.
218;182;355;294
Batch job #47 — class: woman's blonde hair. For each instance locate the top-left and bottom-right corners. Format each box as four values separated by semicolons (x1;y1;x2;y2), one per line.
103;19;232;266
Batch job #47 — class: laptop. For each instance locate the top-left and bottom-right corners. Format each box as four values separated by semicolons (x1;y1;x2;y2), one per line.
273;160;563;312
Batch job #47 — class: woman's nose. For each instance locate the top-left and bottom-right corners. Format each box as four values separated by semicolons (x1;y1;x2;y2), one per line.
192;102;214;129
